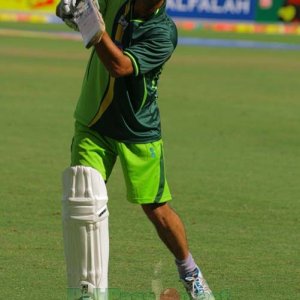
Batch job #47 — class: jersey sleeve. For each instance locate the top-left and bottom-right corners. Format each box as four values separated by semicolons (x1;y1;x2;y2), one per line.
98;0;107;15
123;28;176;76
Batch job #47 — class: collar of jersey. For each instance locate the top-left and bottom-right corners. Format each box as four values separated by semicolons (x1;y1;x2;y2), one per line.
130;0;166;23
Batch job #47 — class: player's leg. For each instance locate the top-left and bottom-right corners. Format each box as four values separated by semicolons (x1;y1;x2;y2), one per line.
62;121;117;300
71;121;117;181
116;139;186;258
117;139;172;204
62;166;109;300
142;203;215;300
141;202;189;260
117;139;214;300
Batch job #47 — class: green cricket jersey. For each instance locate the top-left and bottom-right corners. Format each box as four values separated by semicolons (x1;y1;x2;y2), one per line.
74;0;178;143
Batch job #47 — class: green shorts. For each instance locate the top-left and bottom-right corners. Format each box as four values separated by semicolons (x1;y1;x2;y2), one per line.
70;121;172;204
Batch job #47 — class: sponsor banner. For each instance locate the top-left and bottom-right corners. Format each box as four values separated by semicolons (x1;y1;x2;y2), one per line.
166;0;257;21
0;0;60;13
256;0;300;22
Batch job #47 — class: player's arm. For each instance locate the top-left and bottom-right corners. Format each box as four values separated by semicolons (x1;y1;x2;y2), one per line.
56;0;133;78
94;32;134;78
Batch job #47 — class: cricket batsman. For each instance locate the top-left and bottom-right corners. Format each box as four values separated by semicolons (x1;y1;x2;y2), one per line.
56;0;215;299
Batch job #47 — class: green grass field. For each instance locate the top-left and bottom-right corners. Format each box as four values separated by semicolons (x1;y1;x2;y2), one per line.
1;23;300;300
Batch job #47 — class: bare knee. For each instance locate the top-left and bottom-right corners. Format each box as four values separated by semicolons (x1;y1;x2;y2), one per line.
142;202;172;226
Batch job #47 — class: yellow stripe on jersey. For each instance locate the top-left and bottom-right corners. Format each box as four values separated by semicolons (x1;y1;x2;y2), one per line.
89;1;131;127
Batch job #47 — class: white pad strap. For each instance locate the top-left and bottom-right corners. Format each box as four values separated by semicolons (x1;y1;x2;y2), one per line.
62;166;109;300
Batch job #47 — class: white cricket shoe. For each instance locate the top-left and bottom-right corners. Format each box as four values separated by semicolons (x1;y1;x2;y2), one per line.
181;267;215;300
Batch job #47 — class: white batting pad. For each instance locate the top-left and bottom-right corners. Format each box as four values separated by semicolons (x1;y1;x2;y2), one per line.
62;166;109;300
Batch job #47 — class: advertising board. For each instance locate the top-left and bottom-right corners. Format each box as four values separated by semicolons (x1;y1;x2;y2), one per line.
166;0;257;21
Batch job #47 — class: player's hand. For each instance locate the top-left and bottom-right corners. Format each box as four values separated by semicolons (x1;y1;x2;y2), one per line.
72;0;105;49
56;0;79;31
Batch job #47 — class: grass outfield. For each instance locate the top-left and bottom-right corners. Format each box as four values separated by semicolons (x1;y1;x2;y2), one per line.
0;23;300;299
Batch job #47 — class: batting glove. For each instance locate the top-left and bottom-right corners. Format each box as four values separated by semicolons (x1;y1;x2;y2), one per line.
56;0;79;31
62;0;78;14
73;0;105;48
